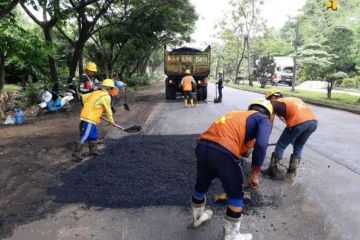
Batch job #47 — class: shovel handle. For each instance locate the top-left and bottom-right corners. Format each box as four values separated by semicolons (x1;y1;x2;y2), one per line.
101;116;125;130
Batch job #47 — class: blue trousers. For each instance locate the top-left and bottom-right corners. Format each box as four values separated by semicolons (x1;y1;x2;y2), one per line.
79;121;98;143
274;120;317;158
193;142;244;207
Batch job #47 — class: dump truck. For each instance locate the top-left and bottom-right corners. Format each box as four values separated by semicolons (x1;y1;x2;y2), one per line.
164;46;210;100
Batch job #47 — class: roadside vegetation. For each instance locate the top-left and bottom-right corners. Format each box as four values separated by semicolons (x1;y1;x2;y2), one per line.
211;0;360;105
227;82;360;113
0;0;197;112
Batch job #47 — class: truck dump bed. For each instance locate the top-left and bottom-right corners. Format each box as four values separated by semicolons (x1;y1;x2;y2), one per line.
164;46;211;79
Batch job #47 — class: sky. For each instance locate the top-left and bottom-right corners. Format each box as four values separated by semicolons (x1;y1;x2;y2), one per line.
189;0;307;49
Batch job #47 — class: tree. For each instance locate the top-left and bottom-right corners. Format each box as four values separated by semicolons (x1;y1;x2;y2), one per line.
215;0;264;85
252;55;275;88
326;71;347;99
325;26;355;72
84;0;197;79
297;43;335;81
21;0;97;84
0;0;20;19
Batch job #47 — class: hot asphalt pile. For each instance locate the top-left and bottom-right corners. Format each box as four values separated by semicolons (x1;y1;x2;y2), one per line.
49;134;275;212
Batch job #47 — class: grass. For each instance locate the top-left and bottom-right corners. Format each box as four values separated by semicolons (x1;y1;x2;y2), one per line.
3;84;22;92
227;82;360;113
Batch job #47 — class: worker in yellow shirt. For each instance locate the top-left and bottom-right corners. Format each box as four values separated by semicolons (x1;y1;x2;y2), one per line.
73;79;118;161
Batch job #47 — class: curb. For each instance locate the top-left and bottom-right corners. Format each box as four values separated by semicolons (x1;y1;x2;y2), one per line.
226;84;360;115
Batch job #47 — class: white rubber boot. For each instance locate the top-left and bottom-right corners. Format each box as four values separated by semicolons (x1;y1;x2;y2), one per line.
191;203;213;228
224;216;252;240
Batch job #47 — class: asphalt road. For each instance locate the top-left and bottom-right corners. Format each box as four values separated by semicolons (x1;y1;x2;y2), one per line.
5;83;360;240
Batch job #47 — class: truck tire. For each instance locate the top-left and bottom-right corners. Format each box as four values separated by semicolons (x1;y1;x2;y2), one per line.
166;85;176;100
197;86;207;101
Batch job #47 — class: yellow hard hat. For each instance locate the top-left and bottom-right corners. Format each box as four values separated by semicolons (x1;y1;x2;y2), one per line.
218;71;223;74
102;79;115;88
185;69;191;75
248;98;273;118
85;62;97;72
265;88;282;100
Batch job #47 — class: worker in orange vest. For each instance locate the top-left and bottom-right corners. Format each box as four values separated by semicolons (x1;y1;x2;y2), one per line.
181;69;196;108
72;79;118;162
190;99;273;240
262;89;318;183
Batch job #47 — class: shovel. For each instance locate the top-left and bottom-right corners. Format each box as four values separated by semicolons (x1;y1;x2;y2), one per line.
101;116;141;133
123;86;130;111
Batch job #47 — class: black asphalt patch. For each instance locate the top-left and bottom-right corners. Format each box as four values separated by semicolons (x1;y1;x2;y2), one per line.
49;135;275;213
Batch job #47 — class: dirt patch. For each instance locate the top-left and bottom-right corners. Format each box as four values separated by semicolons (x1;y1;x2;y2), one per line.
0;83;163;238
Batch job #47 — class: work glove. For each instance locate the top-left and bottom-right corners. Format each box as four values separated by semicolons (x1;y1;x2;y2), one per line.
248;171;260;189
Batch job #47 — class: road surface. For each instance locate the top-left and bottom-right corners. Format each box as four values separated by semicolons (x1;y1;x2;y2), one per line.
4;83;360;240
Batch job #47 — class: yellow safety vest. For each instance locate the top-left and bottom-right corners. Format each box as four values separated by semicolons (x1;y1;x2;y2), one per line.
80;90;113;124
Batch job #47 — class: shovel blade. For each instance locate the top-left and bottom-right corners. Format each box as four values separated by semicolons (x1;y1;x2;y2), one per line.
124;125;142;133
124;103;130;111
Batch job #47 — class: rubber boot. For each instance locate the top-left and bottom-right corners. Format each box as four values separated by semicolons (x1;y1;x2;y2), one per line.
262;152;281;179
190;99;194;107
285;154;301;183
72;142;84;162
88;141;102;156
224;216;252;240
184;99;188;108
191;201;213;228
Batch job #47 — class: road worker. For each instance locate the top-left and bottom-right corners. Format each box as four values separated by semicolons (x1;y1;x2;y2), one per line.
78;62;102;105
216;71;224;102
262;88;318;183
181;69;196;107
190;99;273;240
73;79;118;161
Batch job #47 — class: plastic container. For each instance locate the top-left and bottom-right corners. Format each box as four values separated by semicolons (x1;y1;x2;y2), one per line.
14;108;24;125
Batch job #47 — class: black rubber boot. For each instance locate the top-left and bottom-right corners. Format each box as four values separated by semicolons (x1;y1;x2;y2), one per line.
285;154;301;183
262;152;281;179
72;142;84;162
88;141;102;156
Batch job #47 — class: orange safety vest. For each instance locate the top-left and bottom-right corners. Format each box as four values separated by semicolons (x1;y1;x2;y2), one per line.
199;111;256;157
277;97;316;128
80;90;111;124
182;76;193;91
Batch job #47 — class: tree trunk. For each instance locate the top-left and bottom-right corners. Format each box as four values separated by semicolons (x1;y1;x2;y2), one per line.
68;36;88;83
247;38;253;87
327;78;333;99
43;26;58;84
235;39;247;79
0;52;5;93
0;0;19;19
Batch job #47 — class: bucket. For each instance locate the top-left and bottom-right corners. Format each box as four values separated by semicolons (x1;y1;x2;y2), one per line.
15;108;24;125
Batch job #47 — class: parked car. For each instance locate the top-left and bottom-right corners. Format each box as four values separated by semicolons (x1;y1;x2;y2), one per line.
278;66;293;86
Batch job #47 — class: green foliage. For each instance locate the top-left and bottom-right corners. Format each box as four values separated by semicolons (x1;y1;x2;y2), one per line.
341;76;360;89
85;0;197;80
127;74;152;87
325;27;355;72
21;79;44;106
297;43;336;80
333;71;348;79
253;55;276;88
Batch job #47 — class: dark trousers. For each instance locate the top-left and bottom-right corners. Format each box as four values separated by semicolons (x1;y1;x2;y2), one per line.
194;142;245;207
218;86;223;100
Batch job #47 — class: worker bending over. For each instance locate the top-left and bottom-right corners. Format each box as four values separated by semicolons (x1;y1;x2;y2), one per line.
190;99;273;240
262;89;317;183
